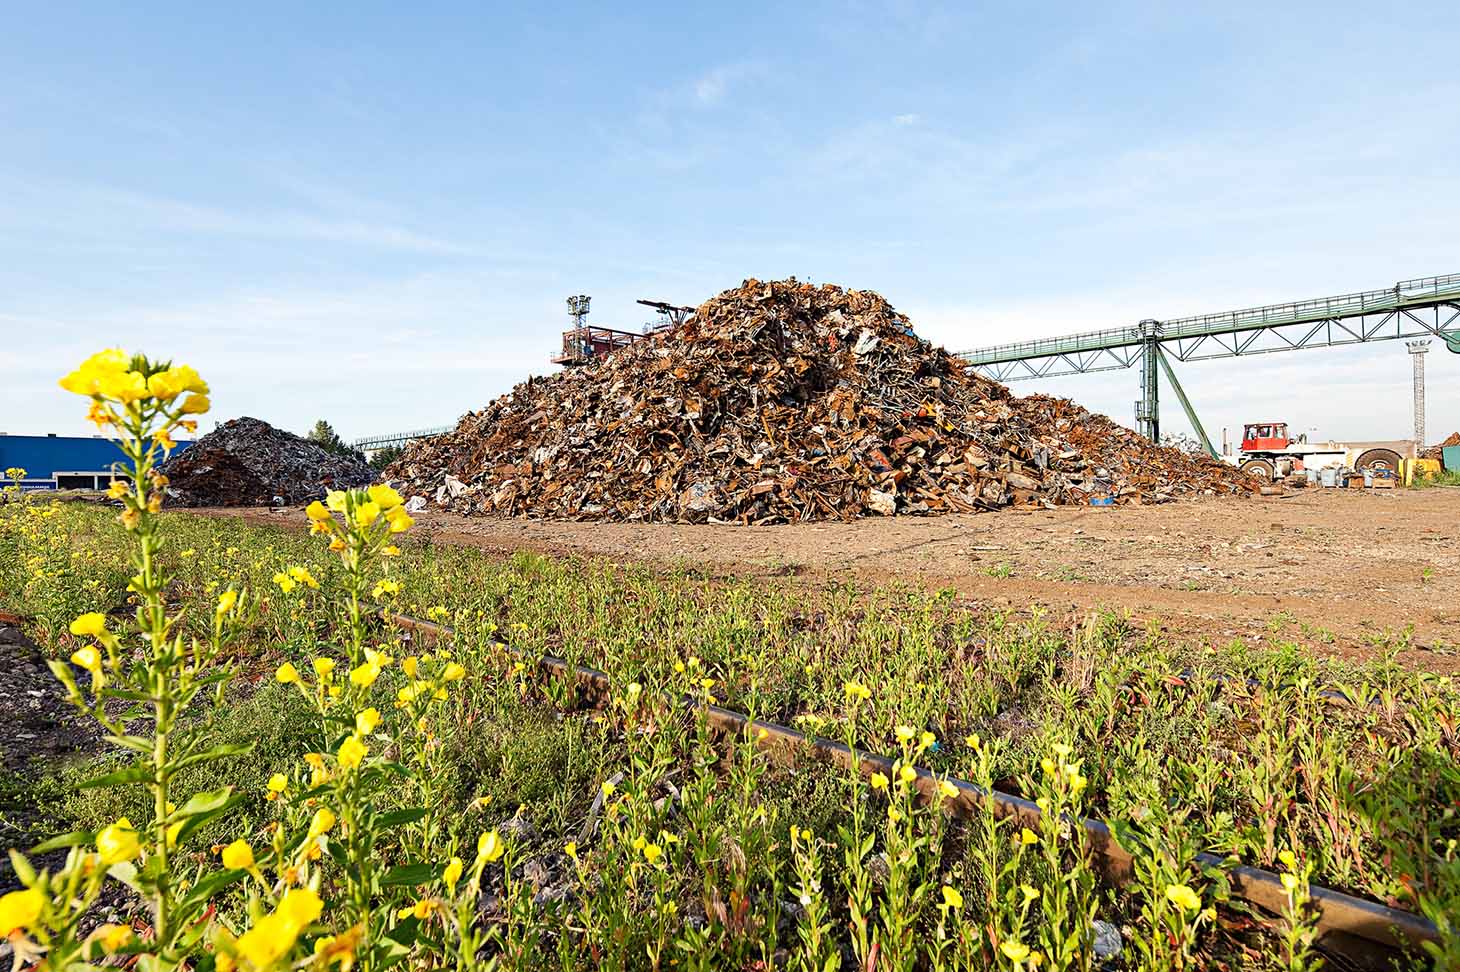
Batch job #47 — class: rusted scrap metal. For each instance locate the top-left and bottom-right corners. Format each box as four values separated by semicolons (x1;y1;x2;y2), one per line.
389;279;1254;523
387;612;1438;964
1420;431;1460;462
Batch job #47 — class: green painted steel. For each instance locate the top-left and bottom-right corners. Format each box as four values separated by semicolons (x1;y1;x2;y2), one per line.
960;273;1460;365
1156;347;1219;458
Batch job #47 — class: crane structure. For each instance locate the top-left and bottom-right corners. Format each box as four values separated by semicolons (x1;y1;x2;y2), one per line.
957;273;1460;456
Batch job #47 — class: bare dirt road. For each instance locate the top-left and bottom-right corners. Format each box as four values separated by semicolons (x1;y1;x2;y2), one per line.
204;486;1460;672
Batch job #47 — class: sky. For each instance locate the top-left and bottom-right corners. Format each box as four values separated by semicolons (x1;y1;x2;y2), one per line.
3;1;1458;449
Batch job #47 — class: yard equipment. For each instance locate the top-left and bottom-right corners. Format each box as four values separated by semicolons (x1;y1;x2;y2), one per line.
1230;421;1407;480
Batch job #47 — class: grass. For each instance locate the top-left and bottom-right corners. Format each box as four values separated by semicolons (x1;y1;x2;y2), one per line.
4;499;1460;969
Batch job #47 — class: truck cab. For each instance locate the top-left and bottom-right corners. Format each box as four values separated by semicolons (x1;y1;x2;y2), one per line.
1240;422;1290;453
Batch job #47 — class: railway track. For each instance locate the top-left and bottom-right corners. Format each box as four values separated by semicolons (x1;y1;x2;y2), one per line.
386;612;1441;968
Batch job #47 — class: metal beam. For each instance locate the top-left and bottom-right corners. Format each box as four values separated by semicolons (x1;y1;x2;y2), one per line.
1156;347;1219;458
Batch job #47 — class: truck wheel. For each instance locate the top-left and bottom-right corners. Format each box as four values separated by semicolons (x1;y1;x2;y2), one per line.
1354;448;1402;472
1240;458;1275;480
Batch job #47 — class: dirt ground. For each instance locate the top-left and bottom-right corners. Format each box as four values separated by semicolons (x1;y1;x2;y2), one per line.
203;485;1460;673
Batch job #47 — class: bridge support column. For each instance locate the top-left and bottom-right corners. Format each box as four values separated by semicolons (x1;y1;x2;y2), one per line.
1135;320;1162;441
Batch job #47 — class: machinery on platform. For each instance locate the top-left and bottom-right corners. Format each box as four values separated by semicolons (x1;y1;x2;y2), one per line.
549;296;695;367
1226;421;1408;480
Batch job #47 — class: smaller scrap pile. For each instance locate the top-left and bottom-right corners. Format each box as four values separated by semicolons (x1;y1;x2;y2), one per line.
1420;432;1460;463
161;417;376;507
390;279;1253;523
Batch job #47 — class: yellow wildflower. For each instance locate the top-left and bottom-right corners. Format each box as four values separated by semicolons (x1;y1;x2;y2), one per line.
266;773;288;796
96;818;140;865
477;830;505;864
355;707;381;735
276;662;301;684
367;484;403;509
940;885;963;910
1166;883;1201;912
0;886;44;935
1001;941;1031;962
69;612;109;638
326;490;348;512
309;808;336;837
306;501;331;521
869;772;889;790
1019;827;1039;845
353;501;381;527
349;661;380;688
898;764;917;785
443;857;463;893
221;840;255;870
313;657;336;679
70;644;102;674
337;734;367;770
401;656;419;677
91;923;134;953
216;589;238;615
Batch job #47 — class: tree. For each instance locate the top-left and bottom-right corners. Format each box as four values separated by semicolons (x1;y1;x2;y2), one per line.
368;444;404;471
307;419;351;456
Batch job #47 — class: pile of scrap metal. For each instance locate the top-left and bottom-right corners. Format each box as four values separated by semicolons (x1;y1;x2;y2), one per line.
161;417;376;507
1420;431;1460;463
389;279;1256;523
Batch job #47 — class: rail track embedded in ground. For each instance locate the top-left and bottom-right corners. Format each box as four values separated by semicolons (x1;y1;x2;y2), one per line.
385;612;1440;968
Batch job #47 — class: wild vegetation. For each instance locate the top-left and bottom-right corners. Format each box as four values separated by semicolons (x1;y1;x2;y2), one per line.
1;350;1458;971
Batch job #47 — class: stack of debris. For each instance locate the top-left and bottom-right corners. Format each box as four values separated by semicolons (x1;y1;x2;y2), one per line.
389;279;1255;523
1420;432;1460;463
161;417;376;507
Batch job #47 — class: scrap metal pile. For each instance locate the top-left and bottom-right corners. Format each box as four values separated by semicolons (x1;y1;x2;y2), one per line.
161;417;376;507
390;279;1254;523
1420;431;1460;462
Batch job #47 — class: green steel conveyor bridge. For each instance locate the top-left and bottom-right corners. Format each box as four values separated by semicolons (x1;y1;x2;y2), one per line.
957;273;1460;456
353;424;454;453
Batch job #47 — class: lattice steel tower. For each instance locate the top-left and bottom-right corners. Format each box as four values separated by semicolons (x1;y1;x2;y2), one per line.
567;295;591;328
1408;340;1430;449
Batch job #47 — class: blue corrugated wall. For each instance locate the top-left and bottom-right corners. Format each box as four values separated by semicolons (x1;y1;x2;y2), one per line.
0;435;191;481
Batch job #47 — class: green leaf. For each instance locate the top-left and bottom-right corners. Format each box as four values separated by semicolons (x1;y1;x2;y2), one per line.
78;762;152;789
174;794;246;846
375;807;428;829
107;861;141;892
8;849;37;885
106;734;157;754
174;786;235;818
380;862;436;886
31;830;95;853
178;867;247;916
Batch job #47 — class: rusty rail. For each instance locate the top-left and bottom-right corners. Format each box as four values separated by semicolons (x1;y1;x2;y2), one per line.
386;612;1440;965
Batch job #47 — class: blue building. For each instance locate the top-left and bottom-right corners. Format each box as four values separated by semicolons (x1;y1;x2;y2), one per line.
0;434;191;490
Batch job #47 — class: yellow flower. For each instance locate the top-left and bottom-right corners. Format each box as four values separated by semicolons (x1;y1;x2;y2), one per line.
1278;849;1297;870
354;501;381;527
179;393;211;415
964;733;981;750
309;808;336;837
106;479;129;499
1019;827;1039;845
306;501;331;521
91;923;135;953
355;707;382;735
70;644;102;673
1165;883;1201;912
216;589;238;615
842;681;871;700
1001;941;1031;962
1040;758;1057;776
564;842;578;861
1021;884;1040;903
1051;743;1073;758
69;612;109;638
442;662;466;682
221;840;255;870
937;780;958;800
287;566;320;589
58;349;134;398
477;830;505;863
894;725;916;743
235;888;322;969
0;887;44;936
385;508;414;534
276;662;301;684
401;655;419;678
326;491;348;512
371;579;401;599
96;818;140;865
443;857;463;893
337;734;367;770
898;764;917;785
273;572;297;594
349;661;380;688
600;781;616;798
367;484;403;509
1280;872;1299;892
267;773;288;795
869;772;889;790
940;885;964;910
642;842;663;864
313;657;336;679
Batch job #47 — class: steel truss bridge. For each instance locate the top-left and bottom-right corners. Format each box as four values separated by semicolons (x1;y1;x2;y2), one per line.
957;273;1460;455
353;425;454;453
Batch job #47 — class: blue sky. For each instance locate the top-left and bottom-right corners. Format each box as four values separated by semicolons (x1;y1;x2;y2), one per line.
4;1;1457;447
